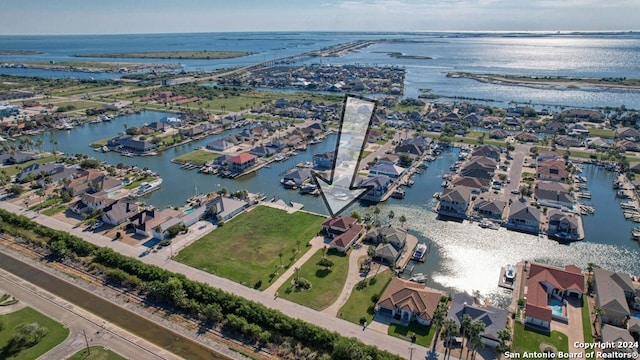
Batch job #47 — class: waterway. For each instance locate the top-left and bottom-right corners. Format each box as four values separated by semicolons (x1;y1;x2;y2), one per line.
0;251;229;360
20;111;640;301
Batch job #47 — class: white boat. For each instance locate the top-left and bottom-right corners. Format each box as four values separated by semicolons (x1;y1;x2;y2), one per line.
505;264;516;282
134;179;163;196
632;227;640;240
274;154;286;162
61;120;74;130
412;243;427;262
409;273;428;283
101;145;109;153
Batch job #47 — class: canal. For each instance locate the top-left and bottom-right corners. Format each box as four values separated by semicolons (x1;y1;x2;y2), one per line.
0;251;229;360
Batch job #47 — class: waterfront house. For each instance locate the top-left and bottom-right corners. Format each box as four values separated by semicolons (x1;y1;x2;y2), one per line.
587;137;611;149
228;153;257;174
366;225;408;250
130;208;180;238
506;201;541;234
537;150;563;162
601;325;638;354
429;121;443;132
160;116;182;125
464;113;482;125
375;278;444;326
593;267;636;327
374;243;400;263
535;181;574;210
471;145;501;160
615;127;640;141
473;199;506;220
437;186;472;219
81;191;116;212
6;151;37;164
547;211;582;240
359;175;391;202
615;140;640;152
567;123;589;137
313;152;334;169
250;146;276;157
514;132;539;143
16;162;64;183
322;216;358;238
537;159;569;182
179;125;205;137
452;176;489;192
562;109;604;123
282;168;312;187
102;200;140;226
206;139;234;152
448;292;509;348
63;169;102;195
206;196;248;222
394;143;423;157
524;262;584;330
329;224;364;253
368;159;406;178
555;135;581;148
122;138;157;154
545;121;565;134
490;129;509;139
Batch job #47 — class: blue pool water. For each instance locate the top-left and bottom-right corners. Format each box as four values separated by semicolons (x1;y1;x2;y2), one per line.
550;299;563;317
634;314;640;319
183;206;198;214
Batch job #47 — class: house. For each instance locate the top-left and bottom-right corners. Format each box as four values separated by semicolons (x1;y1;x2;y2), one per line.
368;159;406;178
615;140;640;152
322;216;358;238
329;224;364;253
490;129;509;139
228;153;257;173
567;123;589;137
16;162;64;183
81;192;116;212
102;200;139;226
374;243;399;263
206;196;248;222
160;116;182;125
515;132;539;143
555;135;581;148
122;138;157;154
395;143;423;156
130;208;180;238
206;139;234;151
473;199;506;220
452;177;489;192
535;181;574;210
601;325;638;354
7;151;37;164
447;292;509;347
586;137;611;149
464;113;482;124
537;150;563;162
545;121;565;134
593;267;635;327
359;175;391;202
437;186;471;219
250;146;276;157
524;262;584;329
375;278;444;326
537;159;569;182
506;200;541;234
366;225;407;250
471;145;501;160
547;211;582;240
615;127;640;141
313;152;334;169
282;168;311;187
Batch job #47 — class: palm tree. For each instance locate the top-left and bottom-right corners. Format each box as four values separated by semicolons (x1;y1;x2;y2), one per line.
495;326;512;359
35;138;43;153
592;306;605;328
399;215;407;228
460;313;473;358
467;320;486;360
440;318;460;360
50;138;58;161
431;303;446;352
278;251;284;268
372;206;381;224
387;210;395;224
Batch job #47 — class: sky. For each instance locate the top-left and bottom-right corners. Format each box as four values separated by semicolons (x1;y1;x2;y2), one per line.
1;0;639;35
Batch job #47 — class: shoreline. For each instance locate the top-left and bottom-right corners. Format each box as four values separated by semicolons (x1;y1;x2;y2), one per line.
447;72;640;91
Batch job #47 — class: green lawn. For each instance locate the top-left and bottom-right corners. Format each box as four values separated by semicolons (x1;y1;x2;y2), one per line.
175;205;325;290
42;205;68;216
512;322;568;354
0;307;69;360
2;155;57;177
587;127;615;139
581;296;594;353
67;346;126;360
277;249;350;310
338;270;393;324
172;149;220;165
124;176;157;190
388;321;437;348
29;197;61;211
90;137;114;148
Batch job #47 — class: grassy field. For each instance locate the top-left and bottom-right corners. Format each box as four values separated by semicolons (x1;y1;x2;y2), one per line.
338;270;393;324
0;307;69;360
388;321;437;348
67;346;126;360
51;100;102;111
2;155;57;177
512;322;568;354
123;176;157;190
73;51;253;59
175;205;325;290
172;149;220;165
587;127;615;139
29;197;61;211
42;204;68;216
277;249;350;311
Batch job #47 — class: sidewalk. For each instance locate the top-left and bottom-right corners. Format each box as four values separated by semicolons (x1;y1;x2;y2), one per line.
263;235;325;295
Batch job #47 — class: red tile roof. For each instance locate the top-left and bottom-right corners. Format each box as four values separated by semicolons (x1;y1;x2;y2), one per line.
525;262;584;324
229;153;257;164
331;224;363;249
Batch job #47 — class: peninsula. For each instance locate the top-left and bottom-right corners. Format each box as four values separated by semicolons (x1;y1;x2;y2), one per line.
447;72;640;90
72;50;255;60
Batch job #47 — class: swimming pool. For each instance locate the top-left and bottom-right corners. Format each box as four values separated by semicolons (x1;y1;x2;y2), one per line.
183;206;198;214
550;299;563;317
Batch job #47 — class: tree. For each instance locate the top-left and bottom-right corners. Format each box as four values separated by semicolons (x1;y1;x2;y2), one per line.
399;215;407;228
372;206;381;224
7;185;25;197
495;327;512;359
50;137;58;161
431;303;447;352
460;313;473;357
593;306;605;327
387;210;395;224
350;210;362;222
441;318;460;360
467;320;486;360
35;189;46;204
317;257;334;270
278;251;284;268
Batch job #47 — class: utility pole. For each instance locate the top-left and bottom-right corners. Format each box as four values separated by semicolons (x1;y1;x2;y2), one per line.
83;329;90;355
409;346;415;360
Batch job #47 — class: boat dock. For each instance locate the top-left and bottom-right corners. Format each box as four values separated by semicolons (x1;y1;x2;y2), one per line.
498;265;515;290
396;234;419;273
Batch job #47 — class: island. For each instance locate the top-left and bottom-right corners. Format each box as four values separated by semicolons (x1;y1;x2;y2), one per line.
0;50;42;55
72;50;255;60
386;52;432;60
447;72;640;90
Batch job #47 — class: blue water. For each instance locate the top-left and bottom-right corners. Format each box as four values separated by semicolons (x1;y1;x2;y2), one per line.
183;206;198;214
550;299;563;317
2;32;640;108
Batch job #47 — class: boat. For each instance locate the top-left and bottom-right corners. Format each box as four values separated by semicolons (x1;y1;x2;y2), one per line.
282;179;298;189
61;120;74;130
616;190;631;199
101;145;109;153
505;264;516;282
632;227;640;240
479;220;498;230
90;117;102;124
621;202;637;210
122;151;134;157
274;154;286;162
409;273;428;283
133;179;163;197
299;183;318;194
412;243;427;262
296;161;313;168
391;188;405;199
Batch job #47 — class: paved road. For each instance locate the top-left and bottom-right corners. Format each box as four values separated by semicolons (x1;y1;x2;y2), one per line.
0;201;431;359
0;265;183;360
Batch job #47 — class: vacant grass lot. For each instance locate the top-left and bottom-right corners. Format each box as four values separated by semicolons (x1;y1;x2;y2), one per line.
67;346;126;360
42;204;68;216
0;307;69;360
388;321;437;348
172;149;220;165
587;127;614;139
3;155;57;177
338;270;393;324
175;205;325;290
512;322;568;354
277;249;349;311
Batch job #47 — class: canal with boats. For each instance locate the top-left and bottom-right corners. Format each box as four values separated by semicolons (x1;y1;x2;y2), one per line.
29;111;640;304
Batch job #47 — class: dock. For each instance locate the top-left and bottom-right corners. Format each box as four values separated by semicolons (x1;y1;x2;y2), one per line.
498;265;515;290
396;234;419;273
